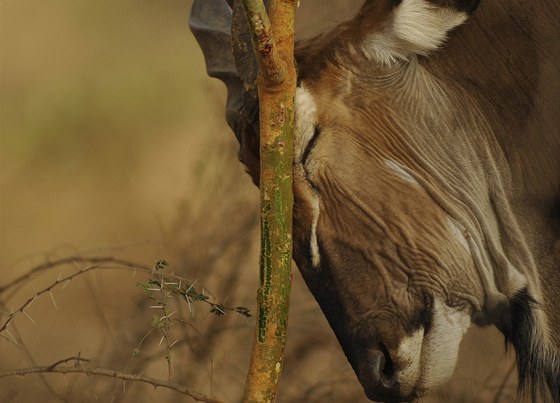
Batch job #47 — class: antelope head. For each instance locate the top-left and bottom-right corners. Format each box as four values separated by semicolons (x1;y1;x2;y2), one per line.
189;0;533;401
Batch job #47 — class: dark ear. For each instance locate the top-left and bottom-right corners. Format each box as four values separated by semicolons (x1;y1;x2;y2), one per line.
189;0;261;185
189;0;243;139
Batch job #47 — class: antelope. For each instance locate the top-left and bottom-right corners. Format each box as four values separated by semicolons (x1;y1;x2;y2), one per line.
190;0;560;401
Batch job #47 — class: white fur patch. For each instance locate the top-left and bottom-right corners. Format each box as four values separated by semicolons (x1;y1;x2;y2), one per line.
447;217;470;252
420;299;471;389
309;194;321;267
294;85;318;163
364;0;467;65
294;85;321;268
390;301;471;393
395;328;424;394
385;159;418;184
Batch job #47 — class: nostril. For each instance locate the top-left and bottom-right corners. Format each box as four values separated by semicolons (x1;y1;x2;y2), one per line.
378;343;396;388
368;349;385;382
368;344;397;389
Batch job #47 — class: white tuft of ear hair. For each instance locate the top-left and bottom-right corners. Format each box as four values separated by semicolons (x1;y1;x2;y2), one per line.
364;0;467;65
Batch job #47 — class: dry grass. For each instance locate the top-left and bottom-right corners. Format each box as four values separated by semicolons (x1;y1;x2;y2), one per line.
1;1;524;402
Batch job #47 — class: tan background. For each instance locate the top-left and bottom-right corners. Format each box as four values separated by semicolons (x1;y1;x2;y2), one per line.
1;1;519;402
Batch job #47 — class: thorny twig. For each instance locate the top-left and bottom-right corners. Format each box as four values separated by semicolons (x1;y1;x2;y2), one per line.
0;317;65;400
140;278;252;318
0;259;250;334
0;257;249;401
0;357;224;403
45;355;90;370
0;256;150;294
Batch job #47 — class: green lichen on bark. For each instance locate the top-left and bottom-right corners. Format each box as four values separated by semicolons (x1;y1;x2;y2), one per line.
257;110;294;344
258;209;272;343
241;1;297;402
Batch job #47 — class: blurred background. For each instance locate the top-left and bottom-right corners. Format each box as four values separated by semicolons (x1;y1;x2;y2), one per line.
0;1;520;402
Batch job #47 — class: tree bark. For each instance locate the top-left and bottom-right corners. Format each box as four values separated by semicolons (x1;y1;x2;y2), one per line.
240;1;297;402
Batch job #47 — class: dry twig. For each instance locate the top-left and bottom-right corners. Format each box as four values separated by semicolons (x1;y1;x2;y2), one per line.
0;357;224;403
0;256;150;294
0;257;245;334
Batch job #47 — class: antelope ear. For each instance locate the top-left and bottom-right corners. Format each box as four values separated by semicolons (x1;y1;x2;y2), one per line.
189;0;244;141
189;0;262;186
363;0;479;64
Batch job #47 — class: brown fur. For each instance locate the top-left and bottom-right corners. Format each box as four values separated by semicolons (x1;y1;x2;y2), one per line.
191;0;560;400
290;0;559;400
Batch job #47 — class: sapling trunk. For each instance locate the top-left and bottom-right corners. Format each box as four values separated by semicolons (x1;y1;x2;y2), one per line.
240;1;297;402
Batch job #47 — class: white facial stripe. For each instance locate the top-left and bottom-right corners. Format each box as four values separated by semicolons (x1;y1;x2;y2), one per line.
420;299;471;389
364;0;467;64
447;217;470;252
294;84;321;268
310;193;321;268
385;159;418;184
294;85;318;163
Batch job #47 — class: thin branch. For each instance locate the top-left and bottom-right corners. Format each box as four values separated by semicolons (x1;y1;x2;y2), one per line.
0;364;224;403
0;262;212;334
45;356;90;370
0;263;108;333
0;319;66;401
0;256;151;294
241;1;298;402
241;0;284;86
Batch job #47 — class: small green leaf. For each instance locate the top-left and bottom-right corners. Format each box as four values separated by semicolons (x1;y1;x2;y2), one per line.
151;315;164;328
137;282;150;292
210;305;226;316
234;306;252;317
